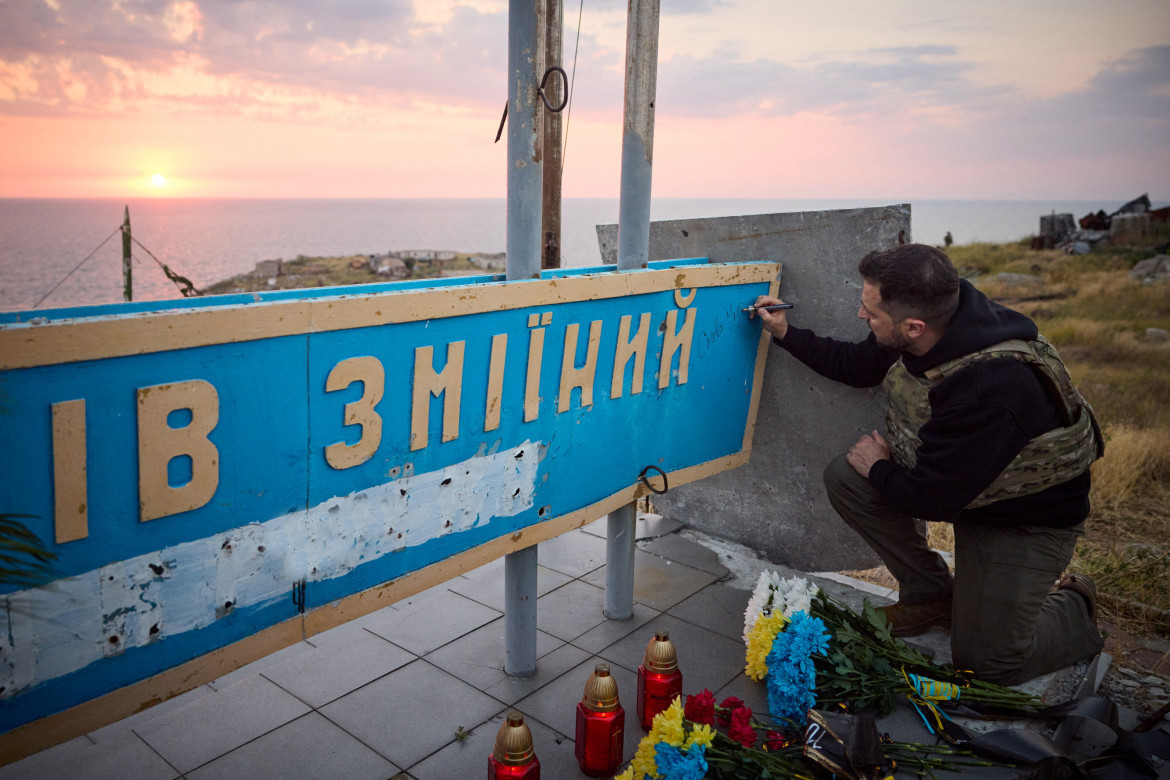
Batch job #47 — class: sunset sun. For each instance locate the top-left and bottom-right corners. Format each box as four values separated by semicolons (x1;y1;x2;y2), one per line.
151;173;167;188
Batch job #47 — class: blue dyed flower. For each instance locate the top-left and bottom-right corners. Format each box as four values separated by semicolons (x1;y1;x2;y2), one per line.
654;741;708;780
765;611;830;723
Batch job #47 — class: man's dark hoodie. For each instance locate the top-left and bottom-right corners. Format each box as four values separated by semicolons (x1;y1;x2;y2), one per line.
775;279;1091;527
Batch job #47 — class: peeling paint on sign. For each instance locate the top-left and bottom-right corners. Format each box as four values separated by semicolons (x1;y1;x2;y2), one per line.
0;442;540;700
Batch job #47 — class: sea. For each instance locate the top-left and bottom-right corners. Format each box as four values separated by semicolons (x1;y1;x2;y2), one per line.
0;197;1119;312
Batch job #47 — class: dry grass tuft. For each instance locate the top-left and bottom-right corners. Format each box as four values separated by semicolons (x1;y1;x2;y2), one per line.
926;522;955;553
1090;425;1170;511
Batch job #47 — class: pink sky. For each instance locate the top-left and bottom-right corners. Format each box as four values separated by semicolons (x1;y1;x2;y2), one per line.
0;0;1166;202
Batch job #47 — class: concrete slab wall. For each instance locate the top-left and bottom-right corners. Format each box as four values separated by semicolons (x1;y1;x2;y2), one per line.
596;205;911;571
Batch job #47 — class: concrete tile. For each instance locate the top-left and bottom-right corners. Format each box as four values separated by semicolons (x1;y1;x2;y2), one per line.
570;601;661;655
88;683;216;744
401;706;507;779
580;516;608;538
483;642;593;705
599;613;746;700
640;532;731;577
306;603;399;645
583;550;718;611
364;589;501;655
447;563;572;612
186;712;398;780
390;577;462;610
424;616;563;690
262;627;415;707
535;580;608;642
407;709;597;780
206;640;316;691
0;732;178;780
537;530;608;577
134;673;311;774
667;581;752;641
635;513;684;541
320;659;502;769
512;656;643;769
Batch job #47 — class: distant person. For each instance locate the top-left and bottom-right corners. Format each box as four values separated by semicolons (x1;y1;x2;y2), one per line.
944;231;953;248
752;243;1105;685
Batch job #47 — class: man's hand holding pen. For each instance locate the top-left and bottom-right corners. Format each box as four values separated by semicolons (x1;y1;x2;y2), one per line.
748;295;791;340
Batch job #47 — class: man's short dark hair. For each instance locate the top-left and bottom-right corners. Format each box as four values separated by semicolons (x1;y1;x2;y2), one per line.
858;244;960;329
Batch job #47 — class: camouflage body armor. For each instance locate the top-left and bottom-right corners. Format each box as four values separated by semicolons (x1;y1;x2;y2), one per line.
882;336;1104;509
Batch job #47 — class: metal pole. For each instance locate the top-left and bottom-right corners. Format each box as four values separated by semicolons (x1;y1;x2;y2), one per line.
506;0;545;283
541;0;563;270
616;0;659;274
606;0;659;621
504;0;545;678
121;206;132;302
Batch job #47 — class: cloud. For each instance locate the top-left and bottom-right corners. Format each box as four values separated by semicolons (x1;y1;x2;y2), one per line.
655;44;1006;118
0;0;506;118
1068;45;1170;121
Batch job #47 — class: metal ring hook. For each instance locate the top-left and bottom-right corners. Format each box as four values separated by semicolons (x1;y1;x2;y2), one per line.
495;66;569;143
538;66;569;112
638;465;669;495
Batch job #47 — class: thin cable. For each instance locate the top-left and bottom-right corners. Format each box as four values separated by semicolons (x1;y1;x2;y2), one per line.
561;0;585;170
131;235;200;297
33;226;121;309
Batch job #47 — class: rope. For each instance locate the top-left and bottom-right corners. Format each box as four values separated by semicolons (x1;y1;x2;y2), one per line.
33;225;122;309
561;0;585;169
130;236;200;297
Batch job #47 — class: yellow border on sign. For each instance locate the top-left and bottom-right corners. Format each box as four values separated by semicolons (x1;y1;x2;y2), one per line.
0;260;783;763
0;263;780;371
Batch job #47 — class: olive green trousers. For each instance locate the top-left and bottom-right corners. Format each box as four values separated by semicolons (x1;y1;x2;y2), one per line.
823;453;1104;685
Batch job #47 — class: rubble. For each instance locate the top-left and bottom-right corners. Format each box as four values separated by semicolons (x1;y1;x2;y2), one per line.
1032;194;1167;253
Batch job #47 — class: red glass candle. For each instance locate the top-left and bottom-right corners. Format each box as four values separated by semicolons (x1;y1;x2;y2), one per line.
636;630;683;731
575;663;625;777
488;710;541;780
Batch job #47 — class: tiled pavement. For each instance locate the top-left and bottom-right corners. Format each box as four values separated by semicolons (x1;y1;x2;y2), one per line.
0;516;1100;780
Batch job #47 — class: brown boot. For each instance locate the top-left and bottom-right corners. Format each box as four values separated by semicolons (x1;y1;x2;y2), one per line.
877;597;953;637
1056;573;1098;623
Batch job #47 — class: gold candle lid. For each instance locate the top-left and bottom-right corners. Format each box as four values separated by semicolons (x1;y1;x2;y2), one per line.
582;663;620;712
493;710;535;766
642;631;678;673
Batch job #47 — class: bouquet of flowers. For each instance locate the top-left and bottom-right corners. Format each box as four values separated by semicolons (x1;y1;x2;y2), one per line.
744;571;1043;723
616;689;999;779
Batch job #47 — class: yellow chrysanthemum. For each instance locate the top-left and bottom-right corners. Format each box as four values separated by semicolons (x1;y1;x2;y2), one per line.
629;734;660;779
745;612;788;681
649;696;686;747
614;767;636;780
684;722;715;749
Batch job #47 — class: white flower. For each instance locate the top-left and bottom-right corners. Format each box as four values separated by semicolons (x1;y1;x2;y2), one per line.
743;569;784;641
743;572;818;641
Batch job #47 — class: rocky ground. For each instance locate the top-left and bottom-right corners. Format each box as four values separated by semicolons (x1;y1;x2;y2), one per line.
1098;617;1170;730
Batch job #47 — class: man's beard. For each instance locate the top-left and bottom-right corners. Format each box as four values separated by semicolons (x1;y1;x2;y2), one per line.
873;328;912;352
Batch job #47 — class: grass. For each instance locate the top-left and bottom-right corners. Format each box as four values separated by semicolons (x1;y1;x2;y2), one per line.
946;228;1170;637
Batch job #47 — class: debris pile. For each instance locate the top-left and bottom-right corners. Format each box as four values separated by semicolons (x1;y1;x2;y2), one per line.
1032;193;1169;253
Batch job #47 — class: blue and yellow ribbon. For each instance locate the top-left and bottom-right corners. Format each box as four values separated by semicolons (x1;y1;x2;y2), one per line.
902;669;962;736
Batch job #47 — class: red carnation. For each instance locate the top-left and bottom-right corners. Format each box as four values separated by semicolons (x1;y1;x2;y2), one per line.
728;706;757;748
716;695;745;726
684;689;716;726
765;730;788;751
